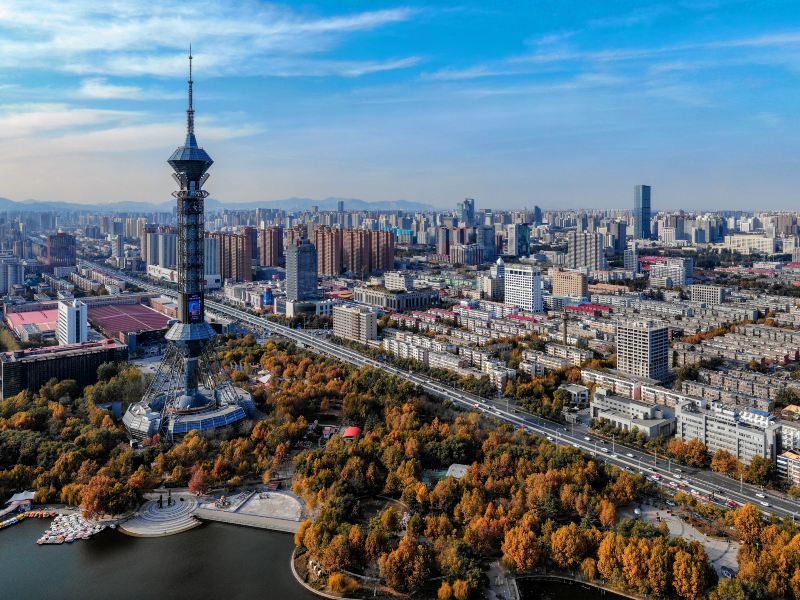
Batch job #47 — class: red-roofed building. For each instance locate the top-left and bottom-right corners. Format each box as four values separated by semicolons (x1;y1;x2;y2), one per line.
565;303;612;317
342;426;362;441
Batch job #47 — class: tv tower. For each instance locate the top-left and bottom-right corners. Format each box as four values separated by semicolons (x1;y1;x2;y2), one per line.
123;49;254;442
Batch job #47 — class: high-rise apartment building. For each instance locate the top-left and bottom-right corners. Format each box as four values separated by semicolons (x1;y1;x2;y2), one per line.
550;268;588;298
56;299;88;345
343;229;371;276
504;263;543;312
258;226;284;267
285;238;318;301
436;227;450;258
449;243;483;266
332;304;378;344
634;185;652;240
624;242;638;273
204;236;220;278
314;226;343;276
211;232;252;282
47;232;76;267
370;230;395;272
0;257;25;295
566;231;607;270
616;320;669;381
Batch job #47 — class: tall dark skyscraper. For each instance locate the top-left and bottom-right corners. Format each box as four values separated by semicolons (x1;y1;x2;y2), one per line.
457;197;475;226
286;238;319;301
123;49;253;443
634;184;652;240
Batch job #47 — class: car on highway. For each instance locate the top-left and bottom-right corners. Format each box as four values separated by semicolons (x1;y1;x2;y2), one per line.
626;453;634;458
584;436;591;441
760;500;770;507
755;492;766;499
600;447;609;453
726;500;738;508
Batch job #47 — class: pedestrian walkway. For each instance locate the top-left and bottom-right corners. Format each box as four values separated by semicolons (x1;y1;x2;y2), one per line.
120;493;200;537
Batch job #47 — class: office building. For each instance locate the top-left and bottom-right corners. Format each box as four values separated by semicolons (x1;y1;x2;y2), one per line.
690;284;727;305
457;198;475;225
56;299;88;345
590;389;675;439
676;402;778;465
476;225;496;262
1;340;128;400
566;231;607;270
616;319;669;381
504;263;543;312
286;238;319;301
506;223;530;257
634;184;652;240
550;268;588;298
333;305;378;344
354;286;439;311
47;232;76;267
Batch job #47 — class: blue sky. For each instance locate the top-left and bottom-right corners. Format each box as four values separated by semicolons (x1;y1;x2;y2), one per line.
0;0;799;210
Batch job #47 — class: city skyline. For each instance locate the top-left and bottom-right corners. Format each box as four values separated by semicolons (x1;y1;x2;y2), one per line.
1;1;800;209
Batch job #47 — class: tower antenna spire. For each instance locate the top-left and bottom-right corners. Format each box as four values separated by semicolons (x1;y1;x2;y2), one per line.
187;45;194;135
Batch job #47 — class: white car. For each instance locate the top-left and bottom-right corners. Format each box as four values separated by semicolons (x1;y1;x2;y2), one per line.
546;436;554;442
584;436;591;442
760;501;770;507
600;447;609;453
755;492;766;499
626;453;634;458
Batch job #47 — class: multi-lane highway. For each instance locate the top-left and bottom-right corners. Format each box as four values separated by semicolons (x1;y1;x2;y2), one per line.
81;260;800;520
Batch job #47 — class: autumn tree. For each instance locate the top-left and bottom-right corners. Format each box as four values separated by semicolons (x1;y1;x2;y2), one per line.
672;549;706;600
550;523;585;568
732;503;763;546
710;449;740;477
501;524;540;572
188;465;211;496
378;535;432;593
81;474;135;518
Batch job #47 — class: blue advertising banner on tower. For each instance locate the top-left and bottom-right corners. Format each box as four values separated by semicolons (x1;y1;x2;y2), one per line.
187;294;202;323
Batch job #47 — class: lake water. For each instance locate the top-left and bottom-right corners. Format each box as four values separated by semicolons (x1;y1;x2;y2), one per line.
518;578;627;600
2;518;628;600
1;518;318;600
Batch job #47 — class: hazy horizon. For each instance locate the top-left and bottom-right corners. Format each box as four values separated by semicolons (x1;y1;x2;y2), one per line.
1;1;799;210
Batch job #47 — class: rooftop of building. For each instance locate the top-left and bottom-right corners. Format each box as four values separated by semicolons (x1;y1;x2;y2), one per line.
1;339;126;363
88;303;171;337
5;308;59;331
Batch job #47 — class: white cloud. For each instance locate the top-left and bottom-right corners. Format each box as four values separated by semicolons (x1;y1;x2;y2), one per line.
78;78;142;99
0;103;139;139
0;1;418;78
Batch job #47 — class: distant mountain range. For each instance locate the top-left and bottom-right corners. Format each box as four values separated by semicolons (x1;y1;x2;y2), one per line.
0;196;436;213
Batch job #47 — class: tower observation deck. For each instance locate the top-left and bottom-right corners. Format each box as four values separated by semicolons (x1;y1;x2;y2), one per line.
123;49;254;442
